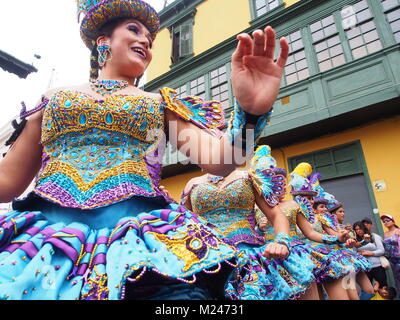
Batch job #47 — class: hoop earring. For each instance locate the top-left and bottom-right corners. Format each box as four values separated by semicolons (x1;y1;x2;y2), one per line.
97;42;112;67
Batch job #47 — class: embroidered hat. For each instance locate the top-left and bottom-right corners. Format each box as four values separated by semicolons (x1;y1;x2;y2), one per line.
77;0;160;49
289;163;318;196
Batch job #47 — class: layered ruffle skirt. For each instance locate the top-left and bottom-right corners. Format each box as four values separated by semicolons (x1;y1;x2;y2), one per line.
225;240;316;300
0;195;241;300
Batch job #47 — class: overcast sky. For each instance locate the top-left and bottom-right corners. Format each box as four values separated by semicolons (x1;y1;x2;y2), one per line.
0;0;170;127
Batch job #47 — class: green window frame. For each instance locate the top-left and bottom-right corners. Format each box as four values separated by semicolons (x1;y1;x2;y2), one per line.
283;29;310;86
210;65;230;109
170;18;194;65
310;14;347;72
250;0;283;19
342;0;383;60
380;0;400;43
190;75;206;100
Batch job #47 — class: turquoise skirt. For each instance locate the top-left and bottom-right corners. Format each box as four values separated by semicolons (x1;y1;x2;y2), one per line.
0;194;240;300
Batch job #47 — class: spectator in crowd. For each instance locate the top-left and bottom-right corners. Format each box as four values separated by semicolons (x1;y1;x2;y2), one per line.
381;214;400;291
353;221;388;289
370;281;397;300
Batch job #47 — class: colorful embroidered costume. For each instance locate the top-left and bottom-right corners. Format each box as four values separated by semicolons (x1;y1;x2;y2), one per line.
0;88;245;300
182;146;315;300
301;166;371;276
382;231;400;290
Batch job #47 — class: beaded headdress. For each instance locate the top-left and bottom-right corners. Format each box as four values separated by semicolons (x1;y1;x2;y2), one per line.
289;163;318;196
77;0;160;49
309;171;343;211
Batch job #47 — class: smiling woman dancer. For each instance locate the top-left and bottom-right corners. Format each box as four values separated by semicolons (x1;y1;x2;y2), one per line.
0;0;289;300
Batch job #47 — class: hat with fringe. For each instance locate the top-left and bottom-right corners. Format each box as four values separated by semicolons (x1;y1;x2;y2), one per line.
309;172;342;212
77;0;160;49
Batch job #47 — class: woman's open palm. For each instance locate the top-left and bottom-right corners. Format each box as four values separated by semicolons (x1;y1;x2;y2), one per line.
231;26;289;115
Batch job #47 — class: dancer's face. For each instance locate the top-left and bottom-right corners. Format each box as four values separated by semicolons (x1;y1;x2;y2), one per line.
334;207;345;223
316;203;327;214
99;19;153;78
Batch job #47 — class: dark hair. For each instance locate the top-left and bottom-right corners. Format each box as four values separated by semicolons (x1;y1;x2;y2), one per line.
353;221;373;242
90;17;143;86
361;217;372;225
386;287;397;300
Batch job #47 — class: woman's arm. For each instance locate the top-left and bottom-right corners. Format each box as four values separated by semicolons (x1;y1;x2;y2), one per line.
166;110;248;176
164;27;288;177
255;192;290;259
362;234;385;257
297;214;348;244
0;110;43;202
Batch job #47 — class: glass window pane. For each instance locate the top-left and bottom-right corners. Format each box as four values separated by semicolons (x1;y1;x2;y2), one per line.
221;83;228;91
352;46;368;59
294;50;306;61
191;80;197;88
290;31;302;42
329;44;343;57
366;40;383;53
364;30;379;43
221;91;229;101
319;60;332;72
212;87;220;96
286;55;294;64
285;64;296;75
198;84;205;93
332;54;346;67
387;9;400;22
391;19;400;32
210;70;218;78
356;8;372;23
349;36;364;49
257;7;267;17
360;20;376;33
297;69;309;80
310;21;322;32
296;59;307;70
270;0;279;10
317;50;330;62
198;76;204;84
347;26;361;39
315;41;328;52
382;0;400;11
211;78;219;87
291;39;304;51
327;35;340;47
322;15;335;27
312;30;325;42
354;0;368;12
286;73;298;85
255;0;266;10
324;24;338;37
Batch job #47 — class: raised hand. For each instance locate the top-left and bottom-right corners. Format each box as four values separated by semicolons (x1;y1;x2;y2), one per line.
231;26;289;115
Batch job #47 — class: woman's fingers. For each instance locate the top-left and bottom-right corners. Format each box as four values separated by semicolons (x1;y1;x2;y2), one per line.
232;33;253;63
252;29;266;56
276;37;289;69
264;26;276;59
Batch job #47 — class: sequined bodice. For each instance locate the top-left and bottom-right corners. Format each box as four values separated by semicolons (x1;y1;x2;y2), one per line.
190;177;265;246
34;90;166;209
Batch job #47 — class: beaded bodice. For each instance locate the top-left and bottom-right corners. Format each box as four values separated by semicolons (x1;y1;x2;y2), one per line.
189;176;265;246
34;90;167;209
